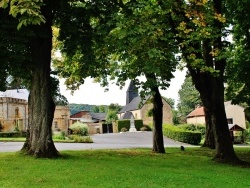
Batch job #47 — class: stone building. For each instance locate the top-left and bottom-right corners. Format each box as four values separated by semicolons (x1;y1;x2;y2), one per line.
117;81;173;126
0;89;70;133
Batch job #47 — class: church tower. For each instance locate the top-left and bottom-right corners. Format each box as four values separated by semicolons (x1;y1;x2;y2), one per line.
126;80;138;105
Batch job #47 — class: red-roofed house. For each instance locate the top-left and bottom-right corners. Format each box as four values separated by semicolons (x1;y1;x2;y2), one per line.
186;101;246;129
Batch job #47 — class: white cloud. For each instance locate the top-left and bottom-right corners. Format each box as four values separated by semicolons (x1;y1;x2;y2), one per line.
59;69;186;106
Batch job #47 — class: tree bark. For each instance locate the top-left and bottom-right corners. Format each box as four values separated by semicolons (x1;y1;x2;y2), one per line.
202;107;215;149
21;7;59;158
151;85;165;153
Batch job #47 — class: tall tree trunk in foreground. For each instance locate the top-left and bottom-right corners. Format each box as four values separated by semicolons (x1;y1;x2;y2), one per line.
22;7;58;158
151;85;165;153
202;107;215;149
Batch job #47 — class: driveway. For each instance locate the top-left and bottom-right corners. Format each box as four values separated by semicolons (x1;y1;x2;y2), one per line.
0;132;195;152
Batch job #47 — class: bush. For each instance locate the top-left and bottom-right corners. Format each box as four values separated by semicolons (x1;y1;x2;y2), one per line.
117;119;143;132
177;124;206;137
68;135;93;143
121;127;127;132
163;124;201;145
53;131;66;140
0;132;23;138
140;125;152;131
69;122;89;136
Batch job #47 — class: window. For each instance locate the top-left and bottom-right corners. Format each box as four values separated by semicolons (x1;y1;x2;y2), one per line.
54;121;58;129
227;118;233;124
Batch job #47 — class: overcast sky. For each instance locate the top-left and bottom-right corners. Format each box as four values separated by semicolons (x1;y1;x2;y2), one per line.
59;69;187;106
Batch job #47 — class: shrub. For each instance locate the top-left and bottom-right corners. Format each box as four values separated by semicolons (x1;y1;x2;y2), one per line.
121;127;127;132
53;131;66;140
0;132;20;138
68;135;93;143
163;124;201;145
69;122;89;136
117;119;143;132
140;125;152;131
177;124;206;137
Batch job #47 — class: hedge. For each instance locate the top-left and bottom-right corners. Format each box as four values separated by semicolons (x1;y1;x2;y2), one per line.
0;131;26;138
117;119;143;132
163;124;201;145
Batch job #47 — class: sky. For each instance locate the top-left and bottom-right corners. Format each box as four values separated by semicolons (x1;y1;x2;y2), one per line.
59;69;187;106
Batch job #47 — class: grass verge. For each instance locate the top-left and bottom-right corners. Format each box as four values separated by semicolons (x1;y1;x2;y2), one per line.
0;147;250;188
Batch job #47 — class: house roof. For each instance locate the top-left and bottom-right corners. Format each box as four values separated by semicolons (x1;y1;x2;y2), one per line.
90;113;106;121
0;89;29;101
186;106;204;117
187;101;245;118
119;96;150;113
228;124;245;131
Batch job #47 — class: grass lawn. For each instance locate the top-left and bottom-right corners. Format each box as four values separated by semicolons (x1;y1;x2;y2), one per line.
0;148;250;188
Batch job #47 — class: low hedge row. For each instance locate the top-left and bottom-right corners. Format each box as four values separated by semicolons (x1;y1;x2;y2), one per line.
117;119;143;132
0;131;26;138
163;124;201;145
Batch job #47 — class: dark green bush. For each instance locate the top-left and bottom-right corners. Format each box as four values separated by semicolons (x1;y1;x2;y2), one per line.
0;132;26;138
163;124;201;145
177;124;206;137
117;119;143;132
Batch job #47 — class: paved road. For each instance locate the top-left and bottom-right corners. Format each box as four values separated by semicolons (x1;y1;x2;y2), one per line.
0;132;196;152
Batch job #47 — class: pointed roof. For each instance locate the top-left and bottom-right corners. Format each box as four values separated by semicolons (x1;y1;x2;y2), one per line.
186;106;205;118
126;80;138;105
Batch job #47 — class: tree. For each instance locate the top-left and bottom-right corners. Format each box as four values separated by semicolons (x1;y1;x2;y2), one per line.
225;0;250;118
54;0;178;153
0;1;62;158
177;76;201;120
169;0;240;162
102;1;178;153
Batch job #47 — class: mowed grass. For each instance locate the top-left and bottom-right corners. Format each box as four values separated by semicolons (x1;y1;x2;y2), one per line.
0;147;250;188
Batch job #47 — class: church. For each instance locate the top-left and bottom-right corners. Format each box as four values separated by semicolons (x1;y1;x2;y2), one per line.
117;81;173;126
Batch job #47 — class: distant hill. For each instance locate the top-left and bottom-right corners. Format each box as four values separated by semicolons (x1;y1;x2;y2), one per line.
68;104;108;115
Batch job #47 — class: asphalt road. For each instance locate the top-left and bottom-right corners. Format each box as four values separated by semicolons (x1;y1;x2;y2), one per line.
0;132;196;152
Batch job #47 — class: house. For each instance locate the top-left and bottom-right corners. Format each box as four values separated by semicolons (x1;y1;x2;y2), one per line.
70;111;108;134
186;101;246;129
0;89;70;133
117;81;173;126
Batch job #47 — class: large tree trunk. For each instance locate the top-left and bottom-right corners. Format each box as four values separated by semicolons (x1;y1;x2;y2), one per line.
22;8;58;158
202;107;215;149
151;86;165;153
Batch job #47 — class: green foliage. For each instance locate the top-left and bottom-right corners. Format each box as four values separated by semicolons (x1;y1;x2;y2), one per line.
177;124;206;138
0;132;24;138
53;131;66;140
68;135;93;143
69;104;109;115
0;0;46;29
163;97;175;109
177;76;201;118
163;124;202;145
106;110;118;124
69;122;89;136
117;119;144;132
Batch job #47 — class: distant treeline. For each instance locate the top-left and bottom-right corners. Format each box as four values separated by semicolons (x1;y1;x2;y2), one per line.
69;103;123;115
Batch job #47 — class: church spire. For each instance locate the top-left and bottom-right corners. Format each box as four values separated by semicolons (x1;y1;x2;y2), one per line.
126;80;138;104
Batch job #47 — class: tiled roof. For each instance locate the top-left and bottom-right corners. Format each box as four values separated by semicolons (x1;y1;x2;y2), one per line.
0;89;29;101
90;113;107;121
119;96;150;113
186;106;204;117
